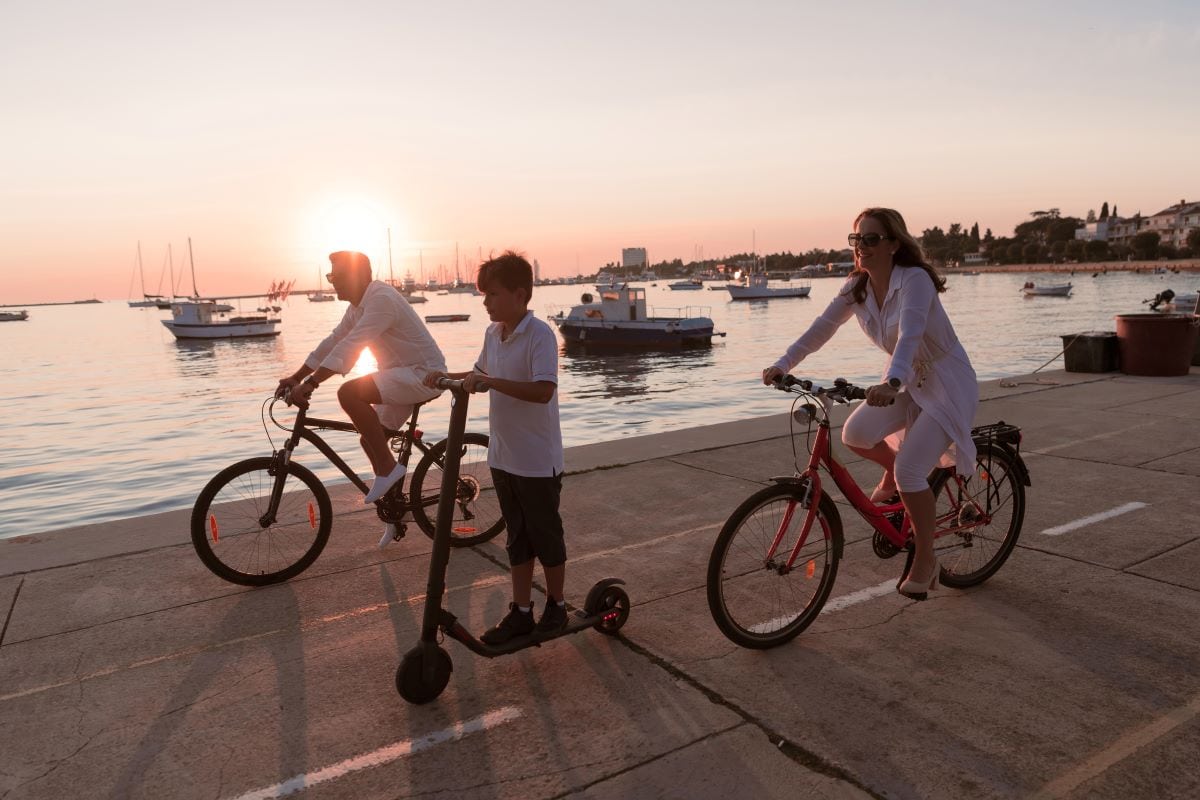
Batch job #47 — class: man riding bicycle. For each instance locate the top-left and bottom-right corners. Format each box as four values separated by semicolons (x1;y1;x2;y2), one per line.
276;250;446;504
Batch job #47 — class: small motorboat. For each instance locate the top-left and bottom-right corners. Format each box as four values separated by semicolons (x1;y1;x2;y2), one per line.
1022;281;1072;297
727;273;811;300
1148;289;1199;312
162;301;280;339
553;286;723;348
668;279;704;291
0;310;29;322
425;314;470;323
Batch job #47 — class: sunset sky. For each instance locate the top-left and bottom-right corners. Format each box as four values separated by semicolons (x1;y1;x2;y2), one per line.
2;1;1198;302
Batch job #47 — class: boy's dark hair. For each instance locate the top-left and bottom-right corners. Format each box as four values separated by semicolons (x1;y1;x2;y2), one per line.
476;250;533;299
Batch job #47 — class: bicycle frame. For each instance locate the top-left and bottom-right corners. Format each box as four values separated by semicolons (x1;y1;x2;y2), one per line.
768;391;1002;573
260;400;432;525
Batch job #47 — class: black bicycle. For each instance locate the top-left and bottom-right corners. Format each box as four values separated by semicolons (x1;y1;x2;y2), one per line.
191;396;504;585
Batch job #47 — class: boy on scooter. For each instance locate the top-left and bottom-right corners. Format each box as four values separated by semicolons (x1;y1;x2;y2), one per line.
423;251;568;642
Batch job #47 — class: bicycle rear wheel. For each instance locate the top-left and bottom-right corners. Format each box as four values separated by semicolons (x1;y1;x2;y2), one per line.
191;457;332;585
707;482;843;649
933;443;1025;588
409;433;505;547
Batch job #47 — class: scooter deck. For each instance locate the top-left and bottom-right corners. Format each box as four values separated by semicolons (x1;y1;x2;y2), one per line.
444;608;606;658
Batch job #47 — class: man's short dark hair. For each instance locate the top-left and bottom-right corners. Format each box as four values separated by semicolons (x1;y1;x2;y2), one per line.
476;250;533;298
328;251;372;281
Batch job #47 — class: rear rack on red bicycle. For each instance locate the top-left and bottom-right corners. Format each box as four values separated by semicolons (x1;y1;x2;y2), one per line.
970;421;1021;449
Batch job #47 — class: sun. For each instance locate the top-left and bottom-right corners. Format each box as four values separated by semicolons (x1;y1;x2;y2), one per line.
307;196;405;266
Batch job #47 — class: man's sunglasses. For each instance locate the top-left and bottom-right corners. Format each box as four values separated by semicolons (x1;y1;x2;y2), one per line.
847;233;892;248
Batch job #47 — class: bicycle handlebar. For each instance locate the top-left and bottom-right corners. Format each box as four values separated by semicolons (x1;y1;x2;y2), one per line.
771;374;871;402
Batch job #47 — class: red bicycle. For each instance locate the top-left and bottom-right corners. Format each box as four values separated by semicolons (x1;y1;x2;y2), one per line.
707;375;1030;649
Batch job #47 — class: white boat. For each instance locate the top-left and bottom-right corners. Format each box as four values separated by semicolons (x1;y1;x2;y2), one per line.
309;265;335;302
552;286;722;348
726;273;811;300
403;293;428;304
162;301;280;339
0;310;29;322
668;279;703;291
1022;281;1072;297
425;314;470;323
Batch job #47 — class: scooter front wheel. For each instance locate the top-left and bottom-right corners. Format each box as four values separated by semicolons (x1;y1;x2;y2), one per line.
396;644;453;704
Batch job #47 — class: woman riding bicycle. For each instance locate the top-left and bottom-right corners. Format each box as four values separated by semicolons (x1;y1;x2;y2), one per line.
762;208;978;599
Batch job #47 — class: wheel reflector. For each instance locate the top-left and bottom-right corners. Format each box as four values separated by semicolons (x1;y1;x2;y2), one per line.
452;526;477;534
308;502;316;528
209;515;219;543
806;560;815;578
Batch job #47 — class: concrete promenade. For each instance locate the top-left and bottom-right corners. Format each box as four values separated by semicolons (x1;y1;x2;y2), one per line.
2;369;1198;799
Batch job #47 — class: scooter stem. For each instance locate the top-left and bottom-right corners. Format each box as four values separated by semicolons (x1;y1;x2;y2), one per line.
419;383;471;644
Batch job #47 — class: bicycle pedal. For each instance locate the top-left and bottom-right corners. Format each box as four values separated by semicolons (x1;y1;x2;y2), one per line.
378;522;407;549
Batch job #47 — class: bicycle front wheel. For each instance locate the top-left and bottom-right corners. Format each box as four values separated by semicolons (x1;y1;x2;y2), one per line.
707;482;843;649
934;443;1025;588
191;457;332;586
410;432;505;547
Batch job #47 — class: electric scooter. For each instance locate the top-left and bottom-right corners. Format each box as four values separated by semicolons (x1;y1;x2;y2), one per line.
396;377;630;704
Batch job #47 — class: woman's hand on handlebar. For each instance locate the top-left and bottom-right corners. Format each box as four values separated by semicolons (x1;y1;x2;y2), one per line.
762;366;785;386
865;383;898;407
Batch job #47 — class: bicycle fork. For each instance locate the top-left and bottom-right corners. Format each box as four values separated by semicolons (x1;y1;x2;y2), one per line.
764;475;820;575
260;407;308;527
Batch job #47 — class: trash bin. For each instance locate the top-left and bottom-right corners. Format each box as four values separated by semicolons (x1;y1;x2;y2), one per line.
1114;314;1199;376
1061;331;1118;373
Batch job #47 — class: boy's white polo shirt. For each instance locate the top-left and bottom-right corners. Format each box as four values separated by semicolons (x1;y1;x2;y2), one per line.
474;311;564;477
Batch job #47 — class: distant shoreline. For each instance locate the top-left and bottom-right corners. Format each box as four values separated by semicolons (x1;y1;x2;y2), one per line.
0;298;102;309
943;259;1200;275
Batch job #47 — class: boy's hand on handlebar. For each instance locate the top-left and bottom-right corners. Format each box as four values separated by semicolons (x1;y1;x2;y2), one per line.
866;383;898;407
462;372;489;393
762;366;784;386
422;370;448;389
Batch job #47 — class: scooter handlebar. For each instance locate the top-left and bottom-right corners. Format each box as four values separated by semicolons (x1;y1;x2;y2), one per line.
436;376;490;393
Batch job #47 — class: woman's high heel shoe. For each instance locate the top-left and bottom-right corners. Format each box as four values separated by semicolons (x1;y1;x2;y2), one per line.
898;560;940;600
870;479;899;504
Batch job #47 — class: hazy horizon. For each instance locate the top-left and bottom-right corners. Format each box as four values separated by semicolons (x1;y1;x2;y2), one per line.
3;1;1198;303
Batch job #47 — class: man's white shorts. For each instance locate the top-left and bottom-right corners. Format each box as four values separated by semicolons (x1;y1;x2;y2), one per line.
371;365;443;430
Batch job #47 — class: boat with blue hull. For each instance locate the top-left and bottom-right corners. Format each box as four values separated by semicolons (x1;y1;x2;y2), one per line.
553;286;722;348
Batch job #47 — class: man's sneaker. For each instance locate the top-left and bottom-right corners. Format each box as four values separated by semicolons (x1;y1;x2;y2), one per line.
480;603;535;645
536;599;568;635
364;463;407;505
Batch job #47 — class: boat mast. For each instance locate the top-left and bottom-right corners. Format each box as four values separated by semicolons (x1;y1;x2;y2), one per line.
187;237;200;298
168;243;176;299
137;241;148;298
387;227;395;285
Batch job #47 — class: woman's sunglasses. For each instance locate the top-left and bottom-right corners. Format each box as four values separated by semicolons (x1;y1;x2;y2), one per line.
847;233;892;248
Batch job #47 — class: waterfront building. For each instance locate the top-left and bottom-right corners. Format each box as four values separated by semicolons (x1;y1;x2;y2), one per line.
622;247;647;269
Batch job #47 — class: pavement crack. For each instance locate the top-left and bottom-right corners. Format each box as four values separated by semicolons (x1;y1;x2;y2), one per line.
543;721;746;800
0;577;23;647
608;633;883;799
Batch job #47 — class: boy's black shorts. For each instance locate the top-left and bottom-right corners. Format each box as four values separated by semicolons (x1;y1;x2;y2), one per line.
491;468;566;568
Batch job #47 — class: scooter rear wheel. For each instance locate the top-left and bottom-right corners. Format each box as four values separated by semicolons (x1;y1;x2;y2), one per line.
396;645;453;704
588;586;630;636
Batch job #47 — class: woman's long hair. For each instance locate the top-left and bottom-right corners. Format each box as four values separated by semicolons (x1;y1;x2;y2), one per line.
845;207;946;303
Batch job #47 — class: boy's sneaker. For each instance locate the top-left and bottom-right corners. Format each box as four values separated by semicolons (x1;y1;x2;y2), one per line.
536;600;568;635
480;603;535;645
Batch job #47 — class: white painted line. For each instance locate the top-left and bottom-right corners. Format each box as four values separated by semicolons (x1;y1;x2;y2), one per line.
1039;502;1148;536
823;579;897;612
0;573;511;704
749;579;897;632
1030;422;1156;454
225;706;523;800
571;522;720;565
1030;692;1200;800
